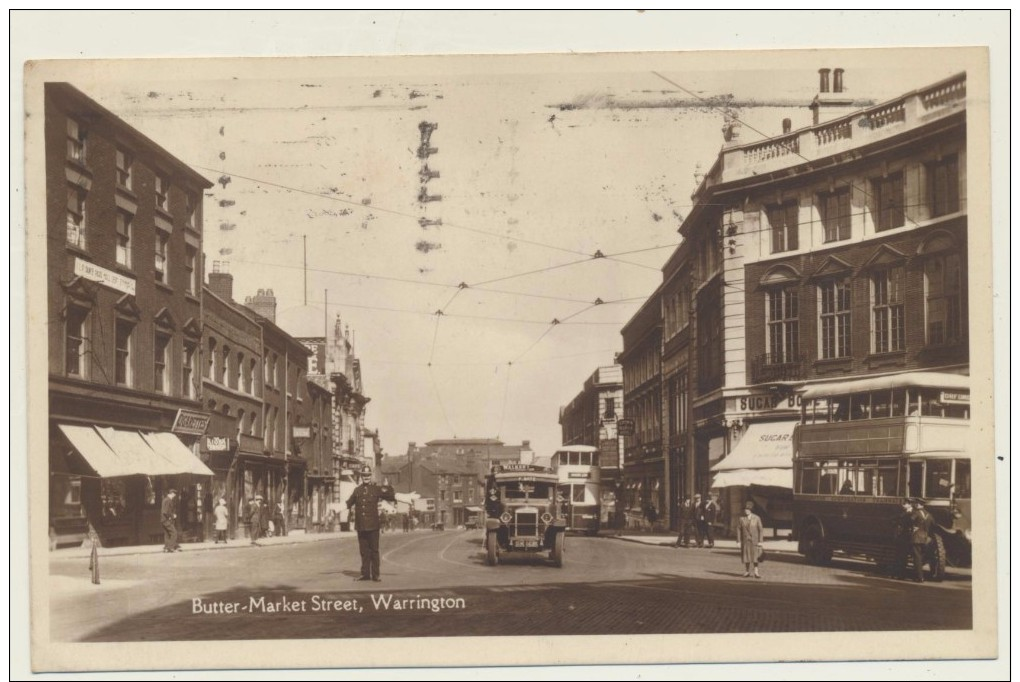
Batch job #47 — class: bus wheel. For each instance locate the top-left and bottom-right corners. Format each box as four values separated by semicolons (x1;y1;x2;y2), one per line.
486;532;499;566
550;532;564;568
802;524;831;566
927;534;947;582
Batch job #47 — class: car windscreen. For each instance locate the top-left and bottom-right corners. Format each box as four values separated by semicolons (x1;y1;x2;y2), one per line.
499;482;553;500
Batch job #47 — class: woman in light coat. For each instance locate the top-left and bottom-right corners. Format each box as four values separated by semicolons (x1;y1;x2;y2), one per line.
737;500;764;579
213;497;229;544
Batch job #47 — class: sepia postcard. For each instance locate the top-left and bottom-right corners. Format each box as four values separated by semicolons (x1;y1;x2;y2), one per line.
16;15;1004;678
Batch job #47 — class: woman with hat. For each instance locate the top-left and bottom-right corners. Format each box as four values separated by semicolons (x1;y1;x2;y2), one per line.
737;500;764;579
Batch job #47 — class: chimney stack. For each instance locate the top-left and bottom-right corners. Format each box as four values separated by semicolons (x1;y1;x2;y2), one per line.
810;67;859;126
243;288;277;323
207;261;234;302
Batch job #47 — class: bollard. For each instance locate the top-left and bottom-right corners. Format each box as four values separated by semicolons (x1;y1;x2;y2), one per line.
87;526;100;585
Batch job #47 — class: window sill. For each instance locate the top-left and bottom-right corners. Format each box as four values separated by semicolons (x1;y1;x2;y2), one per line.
155;206;173;221
813;357;853;375
115;185;137;201
65;158;91;175
865;351;907;368
65;244;90;259
111;262;134;277
185;292;200;305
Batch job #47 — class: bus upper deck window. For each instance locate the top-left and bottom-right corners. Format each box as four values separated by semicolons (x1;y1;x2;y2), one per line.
831;397;849;422
891;389;906;417
850;393;871;420
920;389;943;417
569;452;579;466
871;390;892;418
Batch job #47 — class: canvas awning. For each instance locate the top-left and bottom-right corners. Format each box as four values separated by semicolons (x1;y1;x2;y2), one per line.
711;468;791;489
710;421;797;490
59;425;213;478
465;505;483;513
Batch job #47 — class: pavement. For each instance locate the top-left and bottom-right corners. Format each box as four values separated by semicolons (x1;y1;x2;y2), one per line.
52;527;357;559
607;533;800;554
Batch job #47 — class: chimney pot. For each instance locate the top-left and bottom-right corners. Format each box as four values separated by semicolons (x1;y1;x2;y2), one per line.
818;68;831;93
833;68;845;94
782;118;792;134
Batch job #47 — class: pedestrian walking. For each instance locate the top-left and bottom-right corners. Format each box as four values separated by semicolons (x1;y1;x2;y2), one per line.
696;492;720;548
346;465;396;582
213;497;229;544
161;489;180;553
737;500;764;578
273;499;285;538
259;495;271;539
674;496;696;547
402;514;410;533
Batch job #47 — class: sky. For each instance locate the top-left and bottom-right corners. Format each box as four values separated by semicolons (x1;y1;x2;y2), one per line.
51;54;962;459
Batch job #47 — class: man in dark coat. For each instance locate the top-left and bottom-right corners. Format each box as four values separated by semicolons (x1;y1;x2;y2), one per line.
161;489;179;553
907;498;934;583
674;496;696;548
249;496;264;546
696;492;720;548
346;465;396;582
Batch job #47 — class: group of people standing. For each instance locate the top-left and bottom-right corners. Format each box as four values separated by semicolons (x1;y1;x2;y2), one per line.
674;493;722;549
247;495;286;546
673;493;766;579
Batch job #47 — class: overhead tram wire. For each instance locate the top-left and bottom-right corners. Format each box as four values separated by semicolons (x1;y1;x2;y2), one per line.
192;163;660;271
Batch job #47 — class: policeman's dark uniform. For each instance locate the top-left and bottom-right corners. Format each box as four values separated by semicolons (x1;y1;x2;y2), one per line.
346;473;396;582
908;502;934;583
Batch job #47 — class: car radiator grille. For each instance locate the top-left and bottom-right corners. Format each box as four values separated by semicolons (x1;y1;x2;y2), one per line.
514;511;539;537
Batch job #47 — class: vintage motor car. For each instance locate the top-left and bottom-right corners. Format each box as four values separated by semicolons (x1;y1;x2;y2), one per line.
483;463;567;567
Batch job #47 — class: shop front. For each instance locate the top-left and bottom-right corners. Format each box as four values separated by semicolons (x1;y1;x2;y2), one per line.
50;422;213;548
710;419;797;537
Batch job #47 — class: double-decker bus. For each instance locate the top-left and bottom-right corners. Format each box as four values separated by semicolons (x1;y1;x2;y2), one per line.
552;445;601;535
792;372;971;580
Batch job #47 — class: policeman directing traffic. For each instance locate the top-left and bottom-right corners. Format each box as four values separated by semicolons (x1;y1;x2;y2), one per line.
346;464;396;582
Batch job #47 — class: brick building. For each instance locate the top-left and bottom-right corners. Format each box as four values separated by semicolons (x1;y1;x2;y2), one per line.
46;83;214;547
200;271;264;538
617;290;664;527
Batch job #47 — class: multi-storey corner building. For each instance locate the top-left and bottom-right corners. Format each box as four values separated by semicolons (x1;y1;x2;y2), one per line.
678;69;969;534
46;83;214;547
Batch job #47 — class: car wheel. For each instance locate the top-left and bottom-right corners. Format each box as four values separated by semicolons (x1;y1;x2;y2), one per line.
802;524;832;566
486;532;499;566
550;532;564;568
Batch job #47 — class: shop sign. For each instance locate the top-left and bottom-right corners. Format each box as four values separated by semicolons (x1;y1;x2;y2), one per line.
617;419;635;436
733;393;802;413
74;258;136;295
172;409;211;436
292;426;312;439
205;436;232;452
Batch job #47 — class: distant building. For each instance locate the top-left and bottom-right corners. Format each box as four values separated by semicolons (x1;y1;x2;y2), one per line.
46;83;213;548
558;363;624;519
